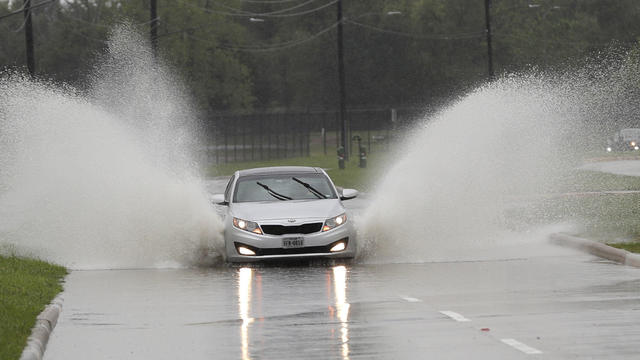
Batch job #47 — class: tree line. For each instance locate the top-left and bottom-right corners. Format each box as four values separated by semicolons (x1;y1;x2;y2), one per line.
1;0;640;116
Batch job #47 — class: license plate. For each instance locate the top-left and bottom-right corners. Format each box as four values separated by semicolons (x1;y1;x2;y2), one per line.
282;237;304;248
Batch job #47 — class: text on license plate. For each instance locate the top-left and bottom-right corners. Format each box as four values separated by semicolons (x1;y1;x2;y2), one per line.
282;237;304;248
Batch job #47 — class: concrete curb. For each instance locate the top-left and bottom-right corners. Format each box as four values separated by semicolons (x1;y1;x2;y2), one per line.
549;233;640;268
19;294;63;360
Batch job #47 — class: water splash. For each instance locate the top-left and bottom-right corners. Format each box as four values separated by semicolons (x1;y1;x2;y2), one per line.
359;55;640;263
0;26;223;269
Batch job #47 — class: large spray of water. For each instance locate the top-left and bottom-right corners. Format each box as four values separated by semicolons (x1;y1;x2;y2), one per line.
1;24;638;268
360;55;640;263
0;26;223;269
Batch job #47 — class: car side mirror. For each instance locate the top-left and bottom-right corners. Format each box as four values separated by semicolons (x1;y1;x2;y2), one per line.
340;189;358;200
211;194;228;206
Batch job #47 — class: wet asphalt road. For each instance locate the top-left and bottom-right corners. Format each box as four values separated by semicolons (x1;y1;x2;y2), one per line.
44;248;640;360
44;174;640;359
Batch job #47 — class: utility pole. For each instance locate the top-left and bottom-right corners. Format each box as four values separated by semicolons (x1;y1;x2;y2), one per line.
484;0;494;81
23;0;35;76
150;0;158;56
336;0;348;161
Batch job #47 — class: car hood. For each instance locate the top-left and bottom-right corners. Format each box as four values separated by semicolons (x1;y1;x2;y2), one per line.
230;199;344;221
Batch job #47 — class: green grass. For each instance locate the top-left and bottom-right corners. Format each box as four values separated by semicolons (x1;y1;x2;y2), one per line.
507;168;640;241
210;151;387;191
208;129;394;190
559;169;640;240
583;150;640;161
556;169;640;192
607;242;640;253
560;193;640;241
0;256;66;360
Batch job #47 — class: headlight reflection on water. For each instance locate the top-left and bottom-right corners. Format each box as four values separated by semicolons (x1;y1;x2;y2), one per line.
332;265;351;360
237;266;350;360
238;267;254;360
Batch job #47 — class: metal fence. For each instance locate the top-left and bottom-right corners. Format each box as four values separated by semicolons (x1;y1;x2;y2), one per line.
204;107;426;164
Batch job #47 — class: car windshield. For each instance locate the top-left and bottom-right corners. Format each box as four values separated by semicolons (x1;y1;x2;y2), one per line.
233;174;337;203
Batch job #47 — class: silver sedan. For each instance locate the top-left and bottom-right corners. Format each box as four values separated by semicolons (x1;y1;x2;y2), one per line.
211;166;358;262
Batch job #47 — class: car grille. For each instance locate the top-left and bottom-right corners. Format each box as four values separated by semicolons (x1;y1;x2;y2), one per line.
260;222;323;235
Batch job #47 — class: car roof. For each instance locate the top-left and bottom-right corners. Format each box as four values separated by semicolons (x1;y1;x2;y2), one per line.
236;166;323;177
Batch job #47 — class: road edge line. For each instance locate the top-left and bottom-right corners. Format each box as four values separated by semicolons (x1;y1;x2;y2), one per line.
549;233;640;268
19;294;64;360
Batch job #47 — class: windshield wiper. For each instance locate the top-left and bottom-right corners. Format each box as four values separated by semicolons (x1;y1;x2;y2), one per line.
256;182;292;201
292;177;327;199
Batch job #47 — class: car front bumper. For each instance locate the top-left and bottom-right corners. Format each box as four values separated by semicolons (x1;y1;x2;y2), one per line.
224;221;356;262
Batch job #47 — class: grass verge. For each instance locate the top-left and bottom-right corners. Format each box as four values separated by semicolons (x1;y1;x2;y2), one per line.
0;256;66;360
505;168;640;241
210;152;387;191
556;169;640;241
607;242;640;253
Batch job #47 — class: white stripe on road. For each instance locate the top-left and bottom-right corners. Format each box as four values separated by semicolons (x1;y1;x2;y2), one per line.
439;310;471;322
501;338;542;354
400;296;421;302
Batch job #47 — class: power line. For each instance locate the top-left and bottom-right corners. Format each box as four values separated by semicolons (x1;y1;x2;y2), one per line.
45;13;109;43
235;0;305;3
185;0;337;18
60;0;158;28
10;9;30;32
0;0;54;21
0;1;26;19
49;0;336;44
155;23;210;39
57;7;112;28
204;0;319;16
186;21;338;52
250;0;337;17
227;21;338;49
346;20;485;40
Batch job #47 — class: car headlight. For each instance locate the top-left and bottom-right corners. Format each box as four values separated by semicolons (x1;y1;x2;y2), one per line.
323;213;347;232
233;217;263;235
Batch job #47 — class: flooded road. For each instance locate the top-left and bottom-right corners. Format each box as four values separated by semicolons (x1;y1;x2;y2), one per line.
45;247;640;359
42;178;640;359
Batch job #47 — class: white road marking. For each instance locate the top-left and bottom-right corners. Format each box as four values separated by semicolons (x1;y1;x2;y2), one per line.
400;296;421;302
439;310;471;322
501;338;543;354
